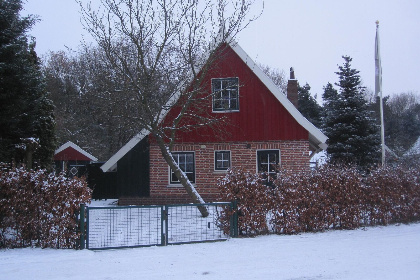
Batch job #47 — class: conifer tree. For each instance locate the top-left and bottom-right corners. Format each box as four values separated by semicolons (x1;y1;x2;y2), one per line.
322;56;380;167
0;0;55;168
297;83;323;128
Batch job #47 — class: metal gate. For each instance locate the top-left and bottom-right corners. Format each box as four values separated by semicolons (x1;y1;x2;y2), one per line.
80;202;237;250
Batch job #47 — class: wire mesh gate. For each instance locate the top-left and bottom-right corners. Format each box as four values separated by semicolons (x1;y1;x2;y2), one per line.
80;202;237;250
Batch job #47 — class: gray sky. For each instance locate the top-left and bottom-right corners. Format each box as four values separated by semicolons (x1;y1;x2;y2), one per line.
24;0;420;100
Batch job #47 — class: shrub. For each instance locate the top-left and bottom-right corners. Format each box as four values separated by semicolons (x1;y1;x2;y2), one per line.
0;164;92;248
217;164;420;236
365;165;420;225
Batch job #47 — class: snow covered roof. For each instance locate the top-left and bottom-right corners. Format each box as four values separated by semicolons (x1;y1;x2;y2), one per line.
404;136;420;156
54;141;98;162
100;39;327;172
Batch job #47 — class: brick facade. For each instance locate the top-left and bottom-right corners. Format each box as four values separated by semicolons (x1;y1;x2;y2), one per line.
119;140;310;205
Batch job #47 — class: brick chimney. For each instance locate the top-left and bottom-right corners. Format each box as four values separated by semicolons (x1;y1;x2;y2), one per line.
287;67;298;108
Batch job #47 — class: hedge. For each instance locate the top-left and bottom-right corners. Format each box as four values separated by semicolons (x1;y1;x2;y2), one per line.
0;165;92;248
217;164;420;236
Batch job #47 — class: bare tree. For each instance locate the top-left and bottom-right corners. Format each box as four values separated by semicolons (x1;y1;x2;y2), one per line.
78;0;260;216
43;48;141;160
259;64;287;94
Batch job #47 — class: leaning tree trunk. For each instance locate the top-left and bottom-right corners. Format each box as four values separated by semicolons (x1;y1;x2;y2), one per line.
155;137;209;217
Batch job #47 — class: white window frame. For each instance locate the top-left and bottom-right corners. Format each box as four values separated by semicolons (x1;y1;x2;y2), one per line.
211;77;240;112
256;149;281;177
169;152;195;184
214;150;231;171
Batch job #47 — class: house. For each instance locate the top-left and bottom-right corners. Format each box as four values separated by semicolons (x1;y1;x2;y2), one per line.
99;40;328;205
54;141;98;177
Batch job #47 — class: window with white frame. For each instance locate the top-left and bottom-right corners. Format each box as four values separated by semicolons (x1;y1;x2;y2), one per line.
214;151;231;171
170;152;195;184
212;77;239;111
257;150;280;179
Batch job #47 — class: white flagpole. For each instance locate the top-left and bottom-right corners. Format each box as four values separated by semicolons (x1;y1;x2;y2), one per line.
375;20;386;166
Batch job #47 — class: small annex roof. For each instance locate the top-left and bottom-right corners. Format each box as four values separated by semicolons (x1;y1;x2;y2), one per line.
54;141;98;162
100;39;327;172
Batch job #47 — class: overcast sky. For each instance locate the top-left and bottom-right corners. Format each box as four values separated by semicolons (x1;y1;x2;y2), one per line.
24;0;420;100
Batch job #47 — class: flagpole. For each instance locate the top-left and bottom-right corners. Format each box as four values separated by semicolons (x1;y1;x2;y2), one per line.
375;20;386;166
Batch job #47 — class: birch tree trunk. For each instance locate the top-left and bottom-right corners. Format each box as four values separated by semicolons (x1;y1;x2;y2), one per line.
155;137;209;217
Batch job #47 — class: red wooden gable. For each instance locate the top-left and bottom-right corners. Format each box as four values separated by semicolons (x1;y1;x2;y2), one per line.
54;142;97;162
164;44;308;143
54;146;92;161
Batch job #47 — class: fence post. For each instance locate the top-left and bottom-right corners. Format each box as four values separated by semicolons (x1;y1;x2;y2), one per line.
161;205;168;246
230;200;239;238
79;204;85;249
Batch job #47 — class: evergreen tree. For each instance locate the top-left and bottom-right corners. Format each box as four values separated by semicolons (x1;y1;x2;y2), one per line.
297;83;323;128
322;56;380;167
0;0;55;168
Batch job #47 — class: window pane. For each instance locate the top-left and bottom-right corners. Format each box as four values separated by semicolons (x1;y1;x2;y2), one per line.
221;80;228;89
221;90;230;99
268;164;276;173
171;172;179;182
179;154;186;171
214;99;221;109
260;156;268;164
213;80;221;91
186;172;194;182
230;98;237;109
186;162;194;172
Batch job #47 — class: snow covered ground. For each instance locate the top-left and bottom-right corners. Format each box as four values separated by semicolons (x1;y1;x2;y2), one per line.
1;222;419;280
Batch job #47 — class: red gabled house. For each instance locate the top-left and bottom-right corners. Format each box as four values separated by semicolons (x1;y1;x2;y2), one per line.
54;141;98;177
99;40;327;205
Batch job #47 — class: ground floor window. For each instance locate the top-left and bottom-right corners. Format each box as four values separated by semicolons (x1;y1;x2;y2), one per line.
170;152;195;184
257;150;280;180
215;151;231;171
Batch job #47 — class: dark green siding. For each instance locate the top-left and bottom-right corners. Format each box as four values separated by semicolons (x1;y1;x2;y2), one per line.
87;163;118;199
117;136;150;197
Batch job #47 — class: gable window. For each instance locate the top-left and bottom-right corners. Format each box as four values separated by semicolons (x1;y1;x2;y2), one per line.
257;150;280;180
212;77;239;111
170;152;195;184
215;151;231;171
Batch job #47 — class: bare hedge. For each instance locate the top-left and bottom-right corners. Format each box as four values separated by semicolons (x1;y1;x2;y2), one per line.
217;164;420;236
0;165;92;248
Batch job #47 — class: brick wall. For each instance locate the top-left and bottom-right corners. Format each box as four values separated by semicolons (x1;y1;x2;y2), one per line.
118;140;310;205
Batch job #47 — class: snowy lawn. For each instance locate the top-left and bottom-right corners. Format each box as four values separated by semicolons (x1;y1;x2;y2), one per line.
1;223;419;280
